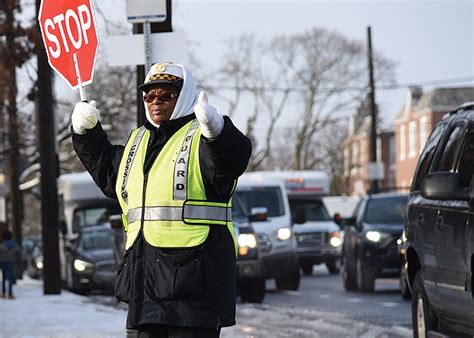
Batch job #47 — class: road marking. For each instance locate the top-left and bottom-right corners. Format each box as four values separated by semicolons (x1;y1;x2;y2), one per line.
347;298;363;303
318;294;331;299
281;290;302;296
381;302;400;307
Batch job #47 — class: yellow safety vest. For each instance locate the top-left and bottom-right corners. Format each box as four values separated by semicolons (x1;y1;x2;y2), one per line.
116;119;236;251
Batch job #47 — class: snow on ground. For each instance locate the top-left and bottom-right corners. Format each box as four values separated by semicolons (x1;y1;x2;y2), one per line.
0;277;411;338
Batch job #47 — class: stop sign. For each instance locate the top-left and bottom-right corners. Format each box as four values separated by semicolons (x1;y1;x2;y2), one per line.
38;0;99;89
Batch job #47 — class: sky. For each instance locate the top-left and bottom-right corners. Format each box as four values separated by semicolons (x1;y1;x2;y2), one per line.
19;0;474;133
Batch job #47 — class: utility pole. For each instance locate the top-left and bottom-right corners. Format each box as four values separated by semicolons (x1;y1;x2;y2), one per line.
134;0;172;127
367;26;380;194
35;0;61;294
4;0;22;250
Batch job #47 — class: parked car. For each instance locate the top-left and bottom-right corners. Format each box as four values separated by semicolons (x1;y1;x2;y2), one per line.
233;195;265;303
404;103;474;337
342;193;408;293
64;225;117;293
27;241;44;279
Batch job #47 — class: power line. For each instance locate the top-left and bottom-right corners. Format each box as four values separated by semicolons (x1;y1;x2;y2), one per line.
203;76;474;93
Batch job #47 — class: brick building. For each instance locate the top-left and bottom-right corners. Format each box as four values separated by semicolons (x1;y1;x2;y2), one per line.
342;104;396;196
394;86;474;190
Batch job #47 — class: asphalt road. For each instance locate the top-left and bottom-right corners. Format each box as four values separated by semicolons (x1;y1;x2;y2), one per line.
261;265;412;328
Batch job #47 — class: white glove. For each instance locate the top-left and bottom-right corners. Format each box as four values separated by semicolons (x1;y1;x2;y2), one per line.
71;100;100;134
194;91;224;140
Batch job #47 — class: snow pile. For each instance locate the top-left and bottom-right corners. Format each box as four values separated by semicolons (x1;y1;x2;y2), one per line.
0;277;126;338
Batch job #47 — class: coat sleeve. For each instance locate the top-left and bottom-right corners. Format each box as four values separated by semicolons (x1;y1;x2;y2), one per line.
71;122;125;199
199;116;252;201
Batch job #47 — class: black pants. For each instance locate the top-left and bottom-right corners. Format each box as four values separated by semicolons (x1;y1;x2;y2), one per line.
126;325;221;338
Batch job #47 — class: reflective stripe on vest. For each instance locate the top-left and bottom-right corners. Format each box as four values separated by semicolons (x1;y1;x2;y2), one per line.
126;205;232;224
120;126;147;204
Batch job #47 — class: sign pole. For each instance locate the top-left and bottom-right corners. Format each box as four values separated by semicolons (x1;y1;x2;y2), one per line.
73;53;87;101
143;20;152;77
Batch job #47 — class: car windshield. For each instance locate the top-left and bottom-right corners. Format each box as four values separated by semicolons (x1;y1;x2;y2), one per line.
289;199;331;221
80;229;114;251
236;187;284;217
231;196;247;219
73;204;121;233
364;196;408;225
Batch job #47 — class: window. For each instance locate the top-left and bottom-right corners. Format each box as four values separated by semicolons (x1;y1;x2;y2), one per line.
289;199;331;222
364;196;408;225
411;123;445;191
344;148;350;177
457;129;474;188
399;125;406;160
436;125;464;172
419;116;429;153
408;121;417;158
235;187;284;217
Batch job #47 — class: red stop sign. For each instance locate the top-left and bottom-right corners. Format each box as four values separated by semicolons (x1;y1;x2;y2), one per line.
38;0;99;89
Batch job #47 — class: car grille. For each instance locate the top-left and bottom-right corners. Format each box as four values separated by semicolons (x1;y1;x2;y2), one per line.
296;232;326;248
256;233;272;252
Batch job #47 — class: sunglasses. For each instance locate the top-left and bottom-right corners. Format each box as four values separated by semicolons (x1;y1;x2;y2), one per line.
143;92;179;103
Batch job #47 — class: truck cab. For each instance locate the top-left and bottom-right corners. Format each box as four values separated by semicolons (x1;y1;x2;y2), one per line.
235;175;300;290
244;171;343;276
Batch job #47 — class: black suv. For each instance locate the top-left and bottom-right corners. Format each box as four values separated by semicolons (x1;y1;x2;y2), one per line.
404;103;474;337
342;193;408;293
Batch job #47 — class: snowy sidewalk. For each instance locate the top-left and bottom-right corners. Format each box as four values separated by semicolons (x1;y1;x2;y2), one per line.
0;277;243;338
0;277;411;337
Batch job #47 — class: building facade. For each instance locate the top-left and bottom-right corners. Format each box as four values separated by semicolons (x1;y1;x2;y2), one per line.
394;86;474;190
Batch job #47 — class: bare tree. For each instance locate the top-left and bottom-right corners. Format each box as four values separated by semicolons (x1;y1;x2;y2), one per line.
211;28;395;173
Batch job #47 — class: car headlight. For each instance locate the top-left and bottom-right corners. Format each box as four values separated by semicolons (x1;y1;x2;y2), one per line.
74;259;94;272
238;233;257;249
277;227;292;241
329;231;342;247
35;256;44;270
365;231;389;242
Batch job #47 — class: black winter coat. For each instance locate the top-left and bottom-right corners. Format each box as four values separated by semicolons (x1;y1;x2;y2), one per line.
72;113;252;329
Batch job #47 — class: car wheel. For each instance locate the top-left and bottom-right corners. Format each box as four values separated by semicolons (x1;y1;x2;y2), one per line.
342;255;357;291
356;256;375;293
412;271;437;338
239;278;266;303
326;259;341;275
301;263;313;276
400;265;411;300
276;267;300;291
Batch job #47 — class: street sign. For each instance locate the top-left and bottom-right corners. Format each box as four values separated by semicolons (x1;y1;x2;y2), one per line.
126;0;167;23
368;162;385;180
106;32;187;67
38;0;99;94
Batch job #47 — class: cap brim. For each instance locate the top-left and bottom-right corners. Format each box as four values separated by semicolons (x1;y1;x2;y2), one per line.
138;79;183;92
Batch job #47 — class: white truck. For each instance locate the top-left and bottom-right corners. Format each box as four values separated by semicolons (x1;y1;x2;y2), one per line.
235;175;300;290
243;171;343;276
57;172;121;290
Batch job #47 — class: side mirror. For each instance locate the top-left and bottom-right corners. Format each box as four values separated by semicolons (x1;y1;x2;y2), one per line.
333;213;343;228
109;214;123;229
421;172;470;201
293;206;306;225
343;216;356;227
249;207;268;222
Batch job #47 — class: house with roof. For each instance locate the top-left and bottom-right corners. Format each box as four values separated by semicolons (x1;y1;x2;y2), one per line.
342;101;396;196
394;86;474;190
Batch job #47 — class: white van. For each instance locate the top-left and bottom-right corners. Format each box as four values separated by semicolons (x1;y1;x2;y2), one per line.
235;174;300;290
244;171;343;276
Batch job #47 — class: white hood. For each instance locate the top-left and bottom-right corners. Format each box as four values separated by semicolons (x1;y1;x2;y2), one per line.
143;63;198;128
